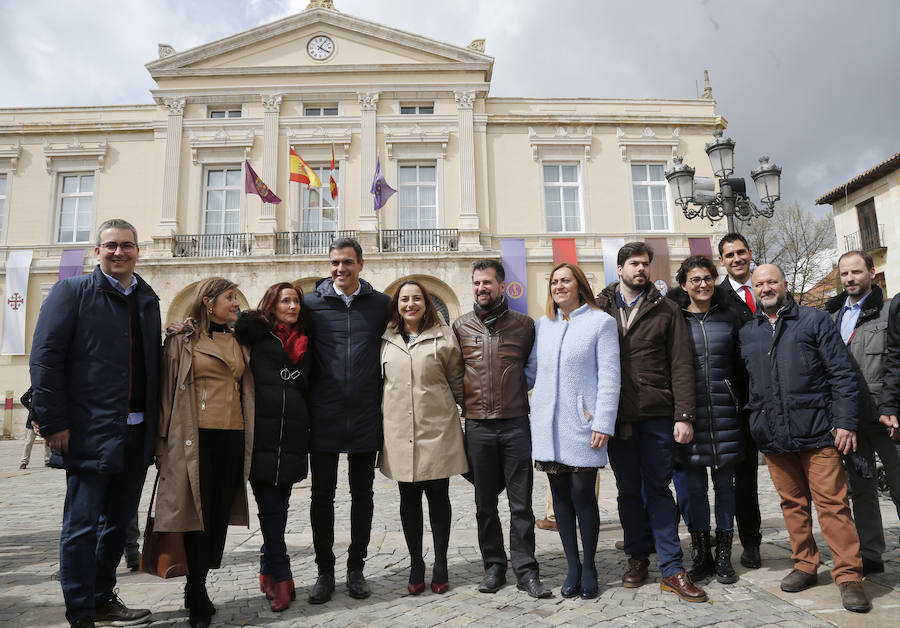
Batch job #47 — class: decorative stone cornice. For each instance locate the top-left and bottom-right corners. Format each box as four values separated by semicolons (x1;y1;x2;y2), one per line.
158;43;176;59
163;97;186;116
358;92;379;112
616;126;680;161
528;126;593;161
383;124;450;159
261;94;283;113
467;39;486;53
188;129;255;164
0;142;21;173
454;91;476;110
306;0;335;9
42;137;108;173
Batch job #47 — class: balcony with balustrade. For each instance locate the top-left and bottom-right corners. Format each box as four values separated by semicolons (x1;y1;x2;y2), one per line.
378;229;458;253
172;233;252;257
843;224;886;253
275;230;357;255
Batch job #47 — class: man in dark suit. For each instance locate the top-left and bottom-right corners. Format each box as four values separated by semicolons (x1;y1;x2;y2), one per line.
713;233;763;569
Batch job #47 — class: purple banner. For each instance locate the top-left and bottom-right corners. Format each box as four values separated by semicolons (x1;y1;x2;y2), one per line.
500;238;529;315
59;248;86;280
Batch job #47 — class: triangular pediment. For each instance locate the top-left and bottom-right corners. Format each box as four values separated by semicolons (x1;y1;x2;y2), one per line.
146;7;492;77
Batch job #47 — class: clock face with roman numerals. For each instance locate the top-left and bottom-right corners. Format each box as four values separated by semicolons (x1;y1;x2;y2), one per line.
307;35;334;60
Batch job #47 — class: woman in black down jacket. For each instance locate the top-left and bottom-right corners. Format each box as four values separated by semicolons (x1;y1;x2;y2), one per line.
675;256;745;585
234;282;310;613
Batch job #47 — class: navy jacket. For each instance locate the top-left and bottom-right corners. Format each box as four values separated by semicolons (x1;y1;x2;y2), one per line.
678;301;746;468
302;277;390;453
235;311;310;485
739;295;858;453
29;266;161;472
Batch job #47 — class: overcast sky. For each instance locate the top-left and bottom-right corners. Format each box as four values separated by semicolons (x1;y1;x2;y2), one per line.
2;0;897;213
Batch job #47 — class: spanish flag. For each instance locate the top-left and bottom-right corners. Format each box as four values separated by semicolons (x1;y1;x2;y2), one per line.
289;147;323;189
329;143;338;200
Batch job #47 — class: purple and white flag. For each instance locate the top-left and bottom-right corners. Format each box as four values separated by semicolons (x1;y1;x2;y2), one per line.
244;160;281;204
370;157;396;211
500;238;529;315
2;250;34;355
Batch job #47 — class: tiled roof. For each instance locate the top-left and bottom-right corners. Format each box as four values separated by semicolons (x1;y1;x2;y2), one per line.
815;152;900;205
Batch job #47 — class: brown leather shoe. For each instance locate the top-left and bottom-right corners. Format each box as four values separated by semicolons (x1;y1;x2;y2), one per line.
839;581;871;613
780;568;817;592
535;518;557;531
615;540;625;550
622;558;649;588
660;570;708;602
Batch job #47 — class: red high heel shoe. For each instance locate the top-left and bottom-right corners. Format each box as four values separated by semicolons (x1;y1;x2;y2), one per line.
430;581;450;594
259;574;275;600
407;582;426;595
270;579;296;612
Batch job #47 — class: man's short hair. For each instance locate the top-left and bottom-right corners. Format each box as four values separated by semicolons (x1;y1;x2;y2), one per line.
837;250;875;271
718;232;750;256
472;259;505;282
96;219;138;246
617;241;654;267
329;237;363;262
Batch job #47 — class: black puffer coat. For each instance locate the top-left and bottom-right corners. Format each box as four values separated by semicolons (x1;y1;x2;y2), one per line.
303;278;390;453
235;311;309;485
676;299;746;468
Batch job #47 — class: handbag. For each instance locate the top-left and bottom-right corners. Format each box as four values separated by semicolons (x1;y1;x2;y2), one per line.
140;470;190;578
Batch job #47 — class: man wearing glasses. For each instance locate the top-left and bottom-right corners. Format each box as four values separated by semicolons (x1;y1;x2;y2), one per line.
31;218;160;628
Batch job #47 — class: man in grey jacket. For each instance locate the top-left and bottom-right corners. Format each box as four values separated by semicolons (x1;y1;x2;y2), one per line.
825;250;900;576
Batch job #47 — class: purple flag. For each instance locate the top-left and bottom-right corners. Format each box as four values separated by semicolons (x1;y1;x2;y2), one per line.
244;160;281;204
59;248;86;280
370;157;396;211
500;238;529;315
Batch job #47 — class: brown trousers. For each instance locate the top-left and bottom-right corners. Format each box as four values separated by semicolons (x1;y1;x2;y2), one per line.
765;447;862;585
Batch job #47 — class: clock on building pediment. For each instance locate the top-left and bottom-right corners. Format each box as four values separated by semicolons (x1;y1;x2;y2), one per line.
307;35;334;60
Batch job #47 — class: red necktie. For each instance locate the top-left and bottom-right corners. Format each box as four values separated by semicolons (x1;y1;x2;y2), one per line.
742;286;756;313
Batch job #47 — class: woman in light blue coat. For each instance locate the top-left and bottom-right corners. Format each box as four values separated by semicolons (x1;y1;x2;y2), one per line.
527;262;620;599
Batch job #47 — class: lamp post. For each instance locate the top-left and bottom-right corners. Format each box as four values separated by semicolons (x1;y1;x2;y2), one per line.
664;129;782;233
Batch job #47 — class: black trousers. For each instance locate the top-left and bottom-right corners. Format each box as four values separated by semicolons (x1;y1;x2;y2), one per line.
733;427;762;548
309;451;377;574
465;417;538;581
398;479;451;583
183;429;245;577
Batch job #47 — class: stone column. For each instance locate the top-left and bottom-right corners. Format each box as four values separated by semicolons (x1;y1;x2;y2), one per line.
454;90;482;251
259;94;282;230
357;92;379;248
157;97;185;239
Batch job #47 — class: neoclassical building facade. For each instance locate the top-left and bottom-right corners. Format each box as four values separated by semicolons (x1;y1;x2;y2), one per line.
0;2;724;416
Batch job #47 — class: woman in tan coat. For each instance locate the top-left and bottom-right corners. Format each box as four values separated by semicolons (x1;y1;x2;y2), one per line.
156;277;254;628
380;280;467;595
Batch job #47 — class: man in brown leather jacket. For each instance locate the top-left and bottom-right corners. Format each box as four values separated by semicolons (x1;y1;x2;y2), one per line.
452;259;551;599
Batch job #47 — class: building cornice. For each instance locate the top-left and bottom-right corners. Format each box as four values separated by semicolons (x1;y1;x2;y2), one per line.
149;62;493;80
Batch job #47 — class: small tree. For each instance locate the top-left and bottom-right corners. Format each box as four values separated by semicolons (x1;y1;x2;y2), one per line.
742;201;837;306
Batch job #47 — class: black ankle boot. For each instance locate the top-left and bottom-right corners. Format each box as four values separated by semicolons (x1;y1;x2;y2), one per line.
715;529;738;584
688;529;714;582
187;575;214;625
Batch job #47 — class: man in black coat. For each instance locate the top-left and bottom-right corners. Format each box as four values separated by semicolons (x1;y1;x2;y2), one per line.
740;264;870;613
880;294;900;439
302;238;390;604
30;219;160;628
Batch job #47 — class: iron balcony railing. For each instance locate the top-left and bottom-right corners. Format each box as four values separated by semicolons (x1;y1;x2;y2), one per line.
275;230;357;255
173;233;252;257
844;224;885;252
379;228;459;253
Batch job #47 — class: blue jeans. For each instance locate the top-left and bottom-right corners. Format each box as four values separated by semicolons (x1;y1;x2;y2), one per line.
683;464;736;532
251;482;294;582
60;424;148;624
608;417;684;578
672;463;693;529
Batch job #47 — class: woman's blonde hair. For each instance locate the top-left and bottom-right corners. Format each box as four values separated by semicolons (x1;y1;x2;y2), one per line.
544;262;599;318
190;277;238;334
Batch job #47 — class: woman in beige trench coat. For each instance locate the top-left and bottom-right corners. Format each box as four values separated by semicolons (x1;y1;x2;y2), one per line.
380;280;467;596
155;277;254;628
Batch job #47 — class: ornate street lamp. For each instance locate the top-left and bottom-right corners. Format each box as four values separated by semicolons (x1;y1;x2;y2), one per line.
665;130;782;233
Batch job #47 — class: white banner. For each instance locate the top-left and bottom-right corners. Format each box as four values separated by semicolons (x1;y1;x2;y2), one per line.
601;237;626;288
1;250;34;355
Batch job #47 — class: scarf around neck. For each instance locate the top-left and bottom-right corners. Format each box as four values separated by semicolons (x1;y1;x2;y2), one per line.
274;324;308;365
474;296;509;331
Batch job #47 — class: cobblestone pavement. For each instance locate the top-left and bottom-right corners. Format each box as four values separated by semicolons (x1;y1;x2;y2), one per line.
1;439;898;627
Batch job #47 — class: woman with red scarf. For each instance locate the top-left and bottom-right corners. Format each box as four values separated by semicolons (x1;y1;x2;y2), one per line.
234;282;310;612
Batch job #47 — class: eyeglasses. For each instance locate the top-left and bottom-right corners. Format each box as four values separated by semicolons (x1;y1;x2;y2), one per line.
100;241;136;253
687;276;714;286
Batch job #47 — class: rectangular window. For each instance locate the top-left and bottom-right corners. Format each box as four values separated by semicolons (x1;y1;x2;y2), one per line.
398;164;437;229
209;109;242;119
57;173;94;243
632;164;669;231
543;164;581;232
400;104;434;115
203;167;242;234
302;165;339;231
304;106;338;116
